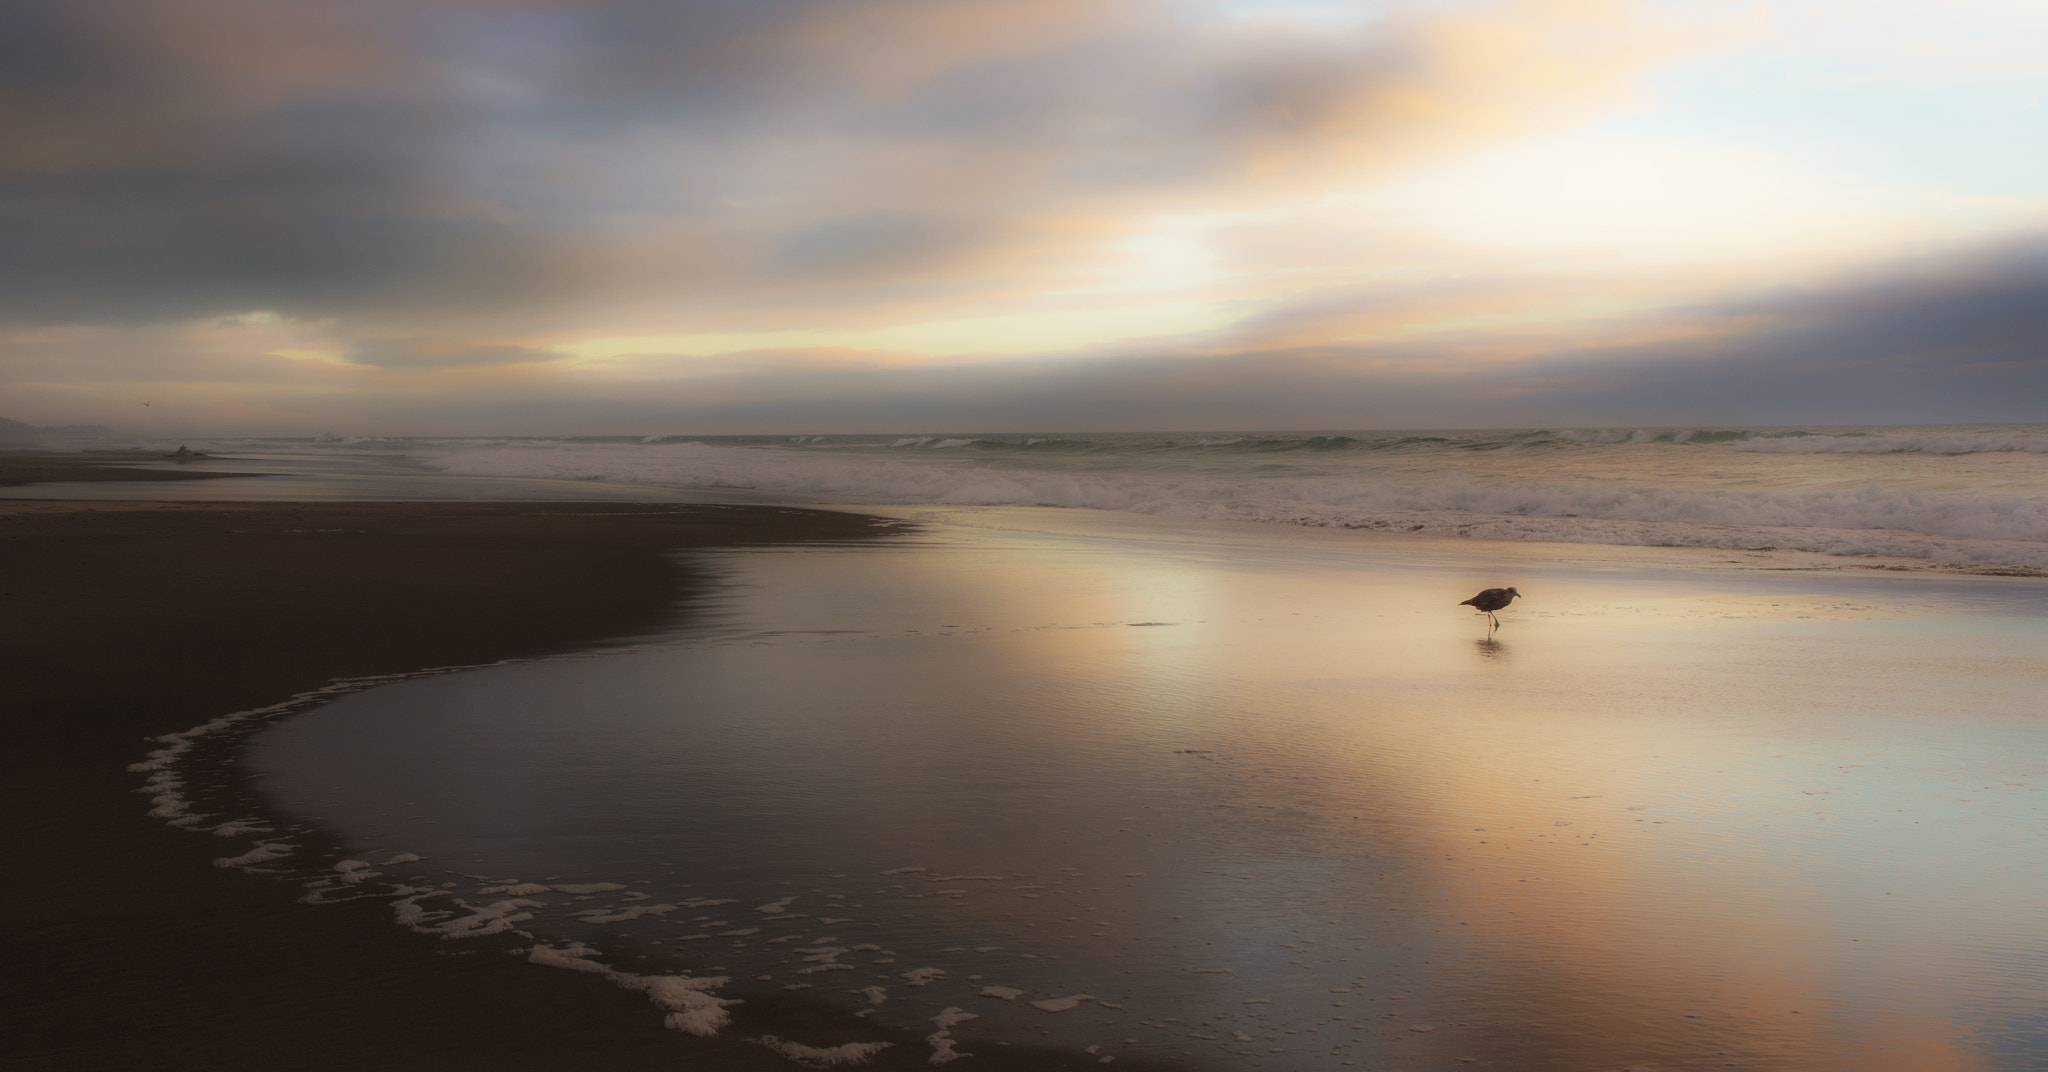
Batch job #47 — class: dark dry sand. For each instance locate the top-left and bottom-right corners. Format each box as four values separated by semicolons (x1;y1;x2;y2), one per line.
4;478;1171;1069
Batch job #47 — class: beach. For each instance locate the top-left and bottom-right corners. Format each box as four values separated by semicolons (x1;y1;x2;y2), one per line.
0;450;271;486
9;1;2042;1063
9;448;2048;1071
2;482;955;1070
12;0;2046;1064
235;508;2048;1071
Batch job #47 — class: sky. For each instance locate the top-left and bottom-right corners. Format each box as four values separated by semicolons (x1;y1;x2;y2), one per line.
2;0;2044;435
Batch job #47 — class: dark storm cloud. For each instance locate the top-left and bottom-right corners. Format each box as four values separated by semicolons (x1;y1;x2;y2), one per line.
1516;236;2048;424
0;1;575;325
0;0;1653;332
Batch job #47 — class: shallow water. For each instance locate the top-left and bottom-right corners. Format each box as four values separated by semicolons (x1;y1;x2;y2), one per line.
28;424;2048;569
246;512;2048;1070
0;451;723;502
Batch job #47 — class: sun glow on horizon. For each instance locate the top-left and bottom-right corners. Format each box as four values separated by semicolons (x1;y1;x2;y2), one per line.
3;0;2047;432
556;297;1250;364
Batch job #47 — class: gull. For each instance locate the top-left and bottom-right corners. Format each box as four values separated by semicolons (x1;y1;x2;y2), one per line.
1458;587;1521;629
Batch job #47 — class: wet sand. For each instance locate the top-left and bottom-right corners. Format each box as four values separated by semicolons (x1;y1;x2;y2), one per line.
232;507;2048;1071
3;491;1177;1071
13;448;2047;1071
0;449;267;486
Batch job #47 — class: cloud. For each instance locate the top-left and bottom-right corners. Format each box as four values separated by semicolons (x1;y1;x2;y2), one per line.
7;232;2042;433
0;0;1674;334
1537;235;2048;422
21;1;2035;434
343;339;564;370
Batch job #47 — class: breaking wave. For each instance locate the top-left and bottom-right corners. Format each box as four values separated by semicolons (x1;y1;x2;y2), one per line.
422;431;2048;571
1729;431;2048;455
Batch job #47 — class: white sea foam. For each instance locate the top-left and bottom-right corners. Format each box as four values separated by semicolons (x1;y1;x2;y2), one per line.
927;1032;968;1064
578;903;679;924
132;662;514;878
1730;431;2048;455
634;974;738;1036
794;944;852;974
927;1008;978;1065
552;882;628;894
528;943;740;1036
750;1035;895;1067
391;896;438;929
480;882;553;896
123;659;768;1054
213;841;293;869
166;427;2048;570
437;898;541;938
416;428;2048;571
528;943;612;974
932;1008;978;1029
334;859;378;884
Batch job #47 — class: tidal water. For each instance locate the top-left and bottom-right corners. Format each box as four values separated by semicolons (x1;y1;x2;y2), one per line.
33;424;2048;570
244;510;2048;1070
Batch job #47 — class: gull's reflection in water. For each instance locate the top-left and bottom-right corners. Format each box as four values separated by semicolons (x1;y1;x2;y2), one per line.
1474;635;1509;660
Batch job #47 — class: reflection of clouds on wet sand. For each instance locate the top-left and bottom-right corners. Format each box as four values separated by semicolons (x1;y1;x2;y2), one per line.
237;515;2048;1070
1367;591;2041;1072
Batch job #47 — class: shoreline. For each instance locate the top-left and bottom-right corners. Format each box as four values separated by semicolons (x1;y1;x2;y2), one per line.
0;449;269;486
6;497;1167;1070
10;454;2044;1069
5;498;876;1069
173;499;2048;1072
11;444;2046;579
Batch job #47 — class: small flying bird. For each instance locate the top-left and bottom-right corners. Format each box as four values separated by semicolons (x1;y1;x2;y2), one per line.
1459;586;1521;629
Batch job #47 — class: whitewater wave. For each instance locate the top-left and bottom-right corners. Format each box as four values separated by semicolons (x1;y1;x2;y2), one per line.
159;424;2048;459
426;441;2048;571
1730;431;2048;455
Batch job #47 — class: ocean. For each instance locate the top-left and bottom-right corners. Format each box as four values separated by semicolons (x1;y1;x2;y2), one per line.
105;424;2048;572
103;427;2048;1070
